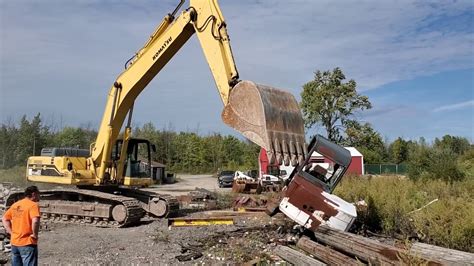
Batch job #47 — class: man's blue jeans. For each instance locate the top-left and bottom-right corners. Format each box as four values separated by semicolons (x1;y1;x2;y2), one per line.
11;245;38;266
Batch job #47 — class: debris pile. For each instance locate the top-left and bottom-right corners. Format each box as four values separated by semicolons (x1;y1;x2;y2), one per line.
0;182;21;211
232;195;268;209
286;226;474;265
178;225;296;263
0;183;19;264
176;188;217;211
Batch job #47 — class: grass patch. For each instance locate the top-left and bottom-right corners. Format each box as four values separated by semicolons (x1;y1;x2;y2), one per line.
0;166;59;190
334;175;474;252
0;166;28;187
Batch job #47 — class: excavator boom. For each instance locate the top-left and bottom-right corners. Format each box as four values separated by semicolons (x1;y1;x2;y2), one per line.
21;0;308;228
90;0;306;183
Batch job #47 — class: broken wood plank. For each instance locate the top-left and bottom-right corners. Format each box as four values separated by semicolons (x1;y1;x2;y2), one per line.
274;245;326;266
410;242;474;265
297;236;359;265
314;226;441;265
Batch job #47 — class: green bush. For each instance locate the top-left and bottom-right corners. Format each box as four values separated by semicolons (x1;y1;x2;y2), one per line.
334;176;474;252
458;148;474;178
408;146;465;182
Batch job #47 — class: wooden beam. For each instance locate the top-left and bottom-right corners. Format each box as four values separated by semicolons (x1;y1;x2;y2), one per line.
314;226;440;265
297;236;359;265
410;242;474;265
274;245;326;266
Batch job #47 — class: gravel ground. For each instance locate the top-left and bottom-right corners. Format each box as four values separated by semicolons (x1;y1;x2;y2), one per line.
145;174;228;196
14;213;293;265
0;177;297;265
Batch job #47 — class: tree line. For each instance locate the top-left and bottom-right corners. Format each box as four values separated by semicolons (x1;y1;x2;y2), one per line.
0;115;259;173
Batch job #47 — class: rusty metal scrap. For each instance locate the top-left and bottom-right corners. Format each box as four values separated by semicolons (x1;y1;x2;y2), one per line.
176;188;217;210
232;195;268;209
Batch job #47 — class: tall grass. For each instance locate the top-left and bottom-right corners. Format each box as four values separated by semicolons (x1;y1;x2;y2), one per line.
0;166;28;186
0;166;56;189
334;175;474;252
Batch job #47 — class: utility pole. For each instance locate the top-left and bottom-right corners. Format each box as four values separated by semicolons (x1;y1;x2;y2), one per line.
32;135;36;156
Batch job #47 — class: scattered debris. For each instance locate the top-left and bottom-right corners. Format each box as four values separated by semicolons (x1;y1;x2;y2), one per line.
232;179;260;194
232;195;268;209
175;251;203;262
0;182;21;210
176;188;218;211
407;198;439;214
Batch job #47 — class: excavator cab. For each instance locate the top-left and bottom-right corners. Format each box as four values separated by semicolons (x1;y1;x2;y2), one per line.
112;138;154;187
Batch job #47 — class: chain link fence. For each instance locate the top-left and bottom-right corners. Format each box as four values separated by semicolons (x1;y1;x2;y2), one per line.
364;164;408;175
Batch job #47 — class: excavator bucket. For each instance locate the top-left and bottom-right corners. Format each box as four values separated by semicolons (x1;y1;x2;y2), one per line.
222;80;307;166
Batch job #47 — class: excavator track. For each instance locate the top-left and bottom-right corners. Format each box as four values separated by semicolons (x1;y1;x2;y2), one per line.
150;193;180;217
6;189;144;228
111;188;180;218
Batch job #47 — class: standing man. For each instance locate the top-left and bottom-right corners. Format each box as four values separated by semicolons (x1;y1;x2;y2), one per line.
2;186;40;266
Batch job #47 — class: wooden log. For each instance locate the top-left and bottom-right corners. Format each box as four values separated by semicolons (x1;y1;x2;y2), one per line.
274;245;326;266
297;236;359;265
314;226;441;265
410;242;474;265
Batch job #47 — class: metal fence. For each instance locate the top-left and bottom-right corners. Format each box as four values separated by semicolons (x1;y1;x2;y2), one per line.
364;164;408;175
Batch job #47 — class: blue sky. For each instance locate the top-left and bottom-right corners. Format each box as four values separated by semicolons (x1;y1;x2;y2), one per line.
1;0;473;143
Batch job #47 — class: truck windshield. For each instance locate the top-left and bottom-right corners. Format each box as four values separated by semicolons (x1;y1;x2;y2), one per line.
268;166;280;176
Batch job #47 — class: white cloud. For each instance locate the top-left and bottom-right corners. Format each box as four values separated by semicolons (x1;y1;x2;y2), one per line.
433;100;474;112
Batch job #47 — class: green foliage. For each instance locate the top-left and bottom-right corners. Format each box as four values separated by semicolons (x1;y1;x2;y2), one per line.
0;166;29;187
434;135;470;156
300;67;372;142
0;114;53;168
0;115;259;174
343;120;386;163
54;127;97;149
335;176;474;252
389;137;409;164
0;123;19;168
458;147;474;178
133;124;259;174
407;138;466;182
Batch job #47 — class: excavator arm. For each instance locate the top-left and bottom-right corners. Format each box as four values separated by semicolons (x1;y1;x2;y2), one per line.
90;0;307;184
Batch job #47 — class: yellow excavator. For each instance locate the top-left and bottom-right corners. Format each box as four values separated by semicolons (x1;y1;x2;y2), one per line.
7;0;306;227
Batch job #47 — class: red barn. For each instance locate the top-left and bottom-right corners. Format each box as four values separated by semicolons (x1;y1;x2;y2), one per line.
310;147;364;176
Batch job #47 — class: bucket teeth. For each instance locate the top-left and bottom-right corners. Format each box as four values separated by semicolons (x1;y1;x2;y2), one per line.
222;80;307;166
